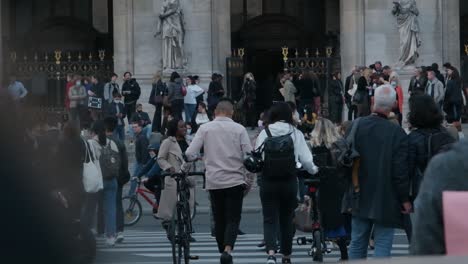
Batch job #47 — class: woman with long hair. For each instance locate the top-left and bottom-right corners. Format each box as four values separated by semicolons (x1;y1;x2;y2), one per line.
240;72;258;129
444;66;463;125
309;118;349;261
355;68;372;117
329;72;344;124
86;121;120;246
149;71;167;132
255;102;318;264
184;76;205;123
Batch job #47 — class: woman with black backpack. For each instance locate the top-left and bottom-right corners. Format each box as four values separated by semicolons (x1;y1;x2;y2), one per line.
87;121;121;247
255;102;318;264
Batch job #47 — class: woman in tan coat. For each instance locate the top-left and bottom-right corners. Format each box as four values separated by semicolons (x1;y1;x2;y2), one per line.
157;119;196;233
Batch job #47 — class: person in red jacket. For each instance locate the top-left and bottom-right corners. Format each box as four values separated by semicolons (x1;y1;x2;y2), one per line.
64;74;76;110
390;74;404;125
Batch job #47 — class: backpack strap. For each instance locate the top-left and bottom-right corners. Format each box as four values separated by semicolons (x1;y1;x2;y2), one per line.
265;126;273;138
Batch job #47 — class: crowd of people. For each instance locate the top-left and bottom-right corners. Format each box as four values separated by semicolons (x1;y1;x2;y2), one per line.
2;60;468;264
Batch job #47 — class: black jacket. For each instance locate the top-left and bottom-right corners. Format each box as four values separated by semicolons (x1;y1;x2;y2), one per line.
90;82;104;99
122;78;141;104
408;127;455;201
296;78;320;100
135;133;150;165
444;79;463;105
106;102;126;125
149;80;167;106
351;115;409;227
410;141;468;255
208;81;224;107
131;111;152;126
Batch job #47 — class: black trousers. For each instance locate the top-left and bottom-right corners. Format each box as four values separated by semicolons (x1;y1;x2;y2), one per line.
152;104;163;132
209;185;245;253
116;185;124;233
125;102;137;123
260;180;297;256
348;104;358;121
171;99;184;121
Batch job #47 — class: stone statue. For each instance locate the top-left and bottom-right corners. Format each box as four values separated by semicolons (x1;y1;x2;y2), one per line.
392;0;422;66
155;0;185;70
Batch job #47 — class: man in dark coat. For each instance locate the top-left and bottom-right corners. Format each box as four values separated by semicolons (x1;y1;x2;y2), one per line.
348;84;411;259
121;72;141;122
410;140;468;255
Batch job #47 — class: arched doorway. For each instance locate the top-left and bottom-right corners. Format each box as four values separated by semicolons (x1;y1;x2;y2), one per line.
236;14;308;109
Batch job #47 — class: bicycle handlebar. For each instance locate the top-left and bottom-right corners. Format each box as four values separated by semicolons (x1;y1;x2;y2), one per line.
160;171;206;190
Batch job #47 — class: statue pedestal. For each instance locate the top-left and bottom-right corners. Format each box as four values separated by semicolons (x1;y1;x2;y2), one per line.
395;66;416;129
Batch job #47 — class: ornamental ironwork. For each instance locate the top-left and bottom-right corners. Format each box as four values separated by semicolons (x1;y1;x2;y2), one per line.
9;49;114;81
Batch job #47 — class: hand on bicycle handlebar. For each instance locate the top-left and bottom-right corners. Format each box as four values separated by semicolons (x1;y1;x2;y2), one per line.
181;162;193;173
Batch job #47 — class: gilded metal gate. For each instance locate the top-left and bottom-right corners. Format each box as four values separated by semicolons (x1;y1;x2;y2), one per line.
281;47;341;117
226;48;246;101
9;49;114;107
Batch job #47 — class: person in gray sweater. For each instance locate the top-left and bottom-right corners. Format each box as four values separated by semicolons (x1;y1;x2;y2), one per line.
410;140;468;255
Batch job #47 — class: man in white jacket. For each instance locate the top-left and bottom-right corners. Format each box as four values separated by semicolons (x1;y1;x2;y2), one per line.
254;102;318;264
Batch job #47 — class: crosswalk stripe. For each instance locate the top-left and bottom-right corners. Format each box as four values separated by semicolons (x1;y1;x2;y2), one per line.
96;230;409;263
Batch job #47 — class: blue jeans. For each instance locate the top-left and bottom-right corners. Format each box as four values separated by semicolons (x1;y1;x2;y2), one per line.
184;103;197;123
103;178;118;238
348;217;395;259
113;125;125;142
128;163;143;196
128;124;152;140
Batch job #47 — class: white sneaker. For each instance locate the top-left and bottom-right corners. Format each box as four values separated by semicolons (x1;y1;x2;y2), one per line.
105;237;116;247
116;232;124;243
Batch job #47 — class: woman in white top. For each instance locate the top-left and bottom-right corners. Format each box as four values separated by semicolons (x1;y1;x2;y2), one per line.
87;121;120;247
255;102;318;264
184;76;205;123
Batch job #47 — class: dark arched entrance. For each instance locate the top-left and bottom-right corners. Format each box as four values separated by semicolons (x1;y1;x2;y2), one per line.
234;14;310;110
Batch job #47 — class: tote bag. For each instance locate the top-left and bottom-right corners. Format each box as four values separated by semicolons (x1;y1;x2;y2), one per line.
82;139;103;193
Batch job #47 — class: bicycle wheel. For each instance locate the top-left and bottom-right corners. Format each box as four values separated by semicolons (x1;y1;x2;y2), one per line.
122;196;142;226
171;205;183;264
182;203;192;264
313;230;323;262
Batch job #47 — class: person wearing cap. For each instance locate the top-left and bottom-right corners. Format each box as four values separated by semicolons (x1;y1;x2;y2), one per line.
184;75;205;123
137;143;162;215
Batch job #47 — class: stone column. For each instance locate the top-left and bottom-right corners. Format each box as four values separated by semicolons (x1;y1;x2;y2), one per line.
211;0;231;79
441;0;460;69
340;0;365;75
113;0;135;77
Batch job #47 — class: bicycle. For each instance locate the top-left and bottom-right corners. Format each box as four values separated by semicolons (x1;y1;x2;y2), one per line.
161;170;205;264
296;169;336;262
122;178;159;226
122;177;199;226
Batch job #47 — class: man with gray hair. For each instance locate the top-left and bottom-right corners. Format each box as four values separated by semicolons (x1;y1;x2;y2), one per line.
348;85;411;259
185;98;253;264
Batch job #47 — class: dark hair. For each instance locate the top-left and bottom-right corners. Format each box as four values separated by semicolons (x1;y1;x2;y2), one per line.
188;76;197;85
408;95;443;129
111;73;118;78
268;102;293;125
382;65;391;71
90;75;99;81
123;72;132;77
443;62;452;68
170;71;180;82
112;91;122;98
198;102;207;110
166;119;181;137
92;120;107;146
431;63;439;71
331;71;341;79
104;117;118;133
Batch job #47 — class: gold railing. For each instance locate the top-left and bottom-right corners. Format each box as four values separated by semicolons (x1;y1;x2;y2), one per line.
281;46;339;76
9;49;114;80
